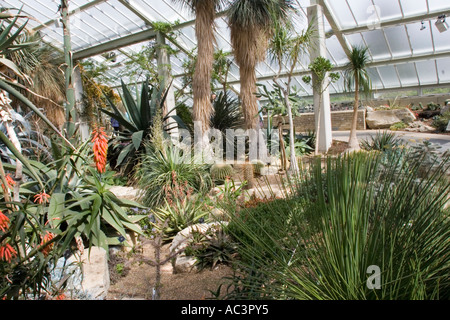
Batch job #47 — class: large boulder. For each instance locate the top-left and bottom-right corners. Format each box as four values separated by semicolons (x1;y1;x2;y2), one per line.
109;186;139;201
366;108;416;129
80;247;110;300
50;246;110;300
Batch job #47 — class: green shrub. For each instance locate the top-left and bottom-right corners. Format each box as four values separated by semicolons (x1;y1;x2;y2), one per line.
432;112;450;132
360;131;402;152
136;140;212;208
225;151;450;300
389;121;407;131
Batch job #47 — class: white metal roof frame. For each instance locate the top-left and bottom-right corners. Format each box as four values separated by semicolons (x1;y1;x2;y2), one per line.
0;0;449;98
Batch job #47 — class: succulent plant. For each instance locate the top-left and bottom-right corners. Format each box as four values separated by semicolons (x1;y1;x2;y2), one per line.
251;160;265;176
210;163;233;183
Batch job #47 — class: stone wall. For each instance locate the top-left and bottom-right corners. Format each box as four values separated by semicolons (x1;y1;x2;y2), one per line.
263;110;366;132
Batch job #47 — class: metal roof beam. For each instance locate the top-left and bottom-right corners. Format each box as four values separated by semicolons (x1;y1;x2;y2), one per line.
340;8;450;34
33;0;107;32
117;0;153;26
226;51;450;85
317;0;352;57
71;10;227;60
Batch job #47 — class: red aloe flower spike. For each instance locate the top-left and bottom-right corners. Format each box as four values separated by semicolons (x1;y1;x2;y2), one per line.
34;191;51;204
0;210;10;232
0;243;17;263
92;126;108;173
40;232;55;256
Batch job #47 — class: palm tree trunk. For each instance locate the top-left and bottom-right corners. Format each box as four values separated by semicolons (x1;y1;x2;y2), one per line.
348;74;360;150
192;1;215;135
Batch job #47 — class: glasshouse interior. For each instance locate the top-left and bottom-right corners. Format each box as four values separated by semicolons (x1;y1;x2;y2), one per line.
0;0;449;301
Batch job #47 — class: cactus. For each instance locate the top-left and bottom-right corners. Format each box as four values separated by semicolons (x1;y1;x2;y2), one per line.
251;160;265;176
210;163;233;182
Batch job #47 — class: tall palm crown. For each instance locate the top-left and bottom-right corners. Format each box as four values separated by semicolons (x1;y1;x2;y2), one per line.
173;0;226;133
228;0;294;130
344;45;372;149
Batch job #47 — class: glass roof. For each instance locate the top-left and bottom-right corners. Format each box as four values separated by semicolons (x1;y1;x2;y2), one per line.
1;0;449;99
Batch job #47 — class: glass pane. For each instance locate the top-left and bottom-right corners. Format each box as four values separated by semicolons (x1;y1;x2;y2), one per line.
384;26;412;57
396;63;419;86
361;30;391;60
214;18;232;52
377;65;401;87
326;36;348;65
346;0;379;26
399;0;428;17
367;67;384;89
436;59;450;82
132;0;184;23
324;0;356;29
415;60;438;84
427;0;450;12
372;0;402;21
406;22;433;55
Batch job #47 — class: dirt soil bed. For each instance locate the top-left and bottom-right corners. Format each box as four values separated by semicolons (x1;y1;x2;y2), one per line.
106;242;233;300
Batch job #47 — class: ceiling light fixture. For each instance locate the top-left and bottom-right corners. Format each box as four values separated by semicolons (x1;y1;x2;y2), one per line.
420;21;426;30
435;15;448;33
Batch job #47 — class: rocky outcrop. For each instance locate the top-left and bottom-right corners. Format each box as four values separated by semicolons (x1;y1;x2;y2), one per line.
366;108;416;129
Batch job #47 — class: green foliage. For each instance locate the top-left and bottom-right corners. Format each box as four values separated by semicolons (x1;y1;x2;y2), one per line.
100;78;184;171
225;151;450;300
185;225;238;270
344;45;372;97
303;56;340;93
390;121;408;131
360;131;402;152
136;141;212;209
432;112;450;132
211;91;244;132
152;197;209;241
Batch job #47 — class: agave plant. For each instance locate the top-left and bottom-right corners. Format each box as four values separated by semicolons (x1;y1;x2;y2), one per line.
100;78;184;172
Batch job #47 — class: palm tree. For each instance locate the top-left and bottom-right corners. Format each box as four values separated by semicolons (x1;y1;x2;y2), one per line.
173;0;226;135
228;0;293;131
344;45;372;150
228;0;293;187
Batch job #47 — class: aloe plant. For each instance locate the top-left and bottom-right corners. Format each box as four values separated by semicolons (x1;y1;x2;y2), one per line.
100;78;184;171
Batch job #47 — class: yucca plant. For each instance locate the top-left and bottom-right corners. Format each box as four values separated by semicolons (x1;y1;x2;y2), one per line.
100;78;184;172
225;150;450;300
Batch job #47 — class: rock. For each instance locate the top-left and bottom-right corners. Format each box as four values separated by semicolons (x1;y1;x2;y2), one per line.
170;222;228;274
109;186;139;201
447;120;450;132
366;108;416;129
50;254;84;299
366;106;374;112
441;104;450;115
404;121;435;133
174;255;198;274
80;247;110;300
49;246;110;300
